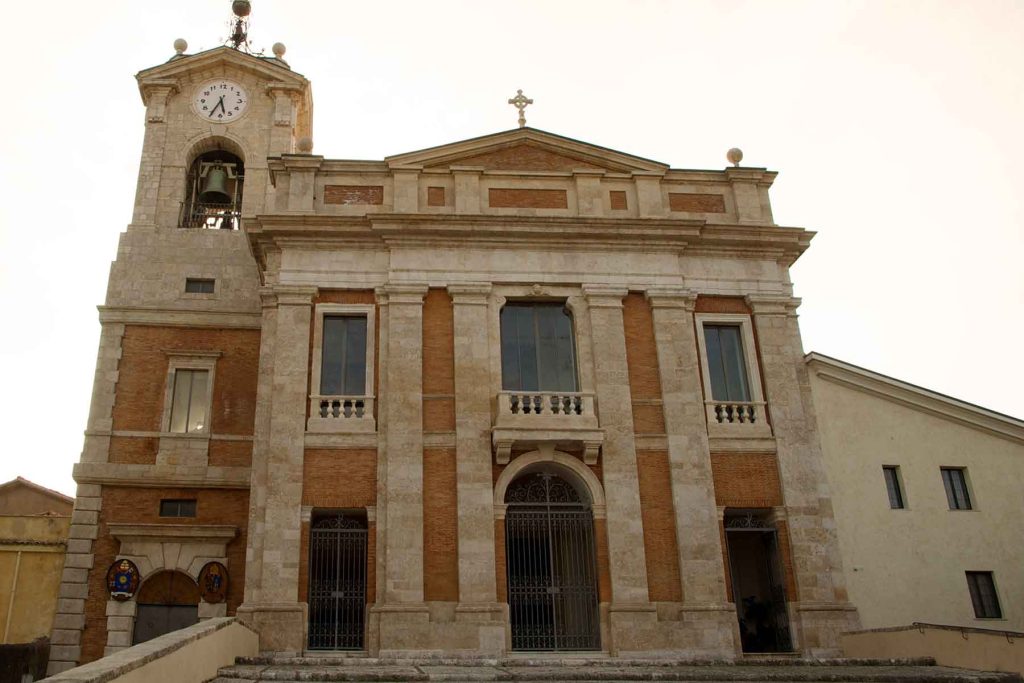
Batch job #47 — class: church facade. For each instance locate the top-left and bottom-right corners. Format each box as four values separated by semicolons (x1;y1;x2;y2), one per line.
47;41;859;674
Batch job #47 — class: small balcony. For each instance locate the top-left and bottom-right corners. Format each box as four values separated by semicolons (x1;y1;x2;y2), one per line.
492;391;603;465
307;395;376;433
705;399;772;438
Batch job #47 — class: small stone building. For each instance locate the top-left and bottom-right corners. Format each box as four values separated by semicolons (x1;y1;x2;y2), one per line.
0;478;73;645
47;30;860;674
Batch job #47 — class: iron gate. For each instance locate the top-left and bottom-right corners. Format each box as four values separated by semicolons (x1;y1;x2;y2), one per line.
505;473;600;651
308;514;368;650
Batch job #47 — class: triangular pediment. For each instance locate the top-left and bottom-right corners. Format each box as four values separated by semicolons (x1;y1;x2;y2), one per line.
136;46;308;99
386;128;669;174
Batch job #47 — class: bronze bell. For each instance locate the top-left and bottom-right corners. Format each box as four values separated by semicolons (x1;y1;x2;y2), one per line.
198;166;232;204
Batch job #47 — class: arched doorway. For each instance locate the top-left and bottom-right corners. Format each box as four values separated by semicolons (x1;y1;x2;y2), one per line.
132;570;199;645
505;471;600;651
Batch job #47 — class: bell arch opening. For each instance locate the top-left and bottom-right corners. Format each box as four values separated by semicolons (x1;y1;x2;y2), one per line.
504;469;601;651
180;145;245;230
131;570;200;645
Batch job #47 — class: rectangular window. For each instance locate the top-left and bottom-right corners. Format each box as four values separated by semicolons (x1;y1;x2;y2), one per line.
159;499;197;518
883;466;905;509
966;572;1002;618
168;369;209;433
703;324;751;402
320;315;368;395
500;303;578;392
942;467;972;510
185;278;215;293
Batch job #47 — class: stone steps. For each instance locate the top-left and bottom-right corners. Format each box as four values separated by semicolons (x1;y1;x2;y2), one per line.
212;658;1023;683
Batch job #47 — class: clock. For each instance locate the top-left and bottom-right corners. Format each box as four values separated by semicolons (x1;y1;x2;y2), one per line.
193;79;249;122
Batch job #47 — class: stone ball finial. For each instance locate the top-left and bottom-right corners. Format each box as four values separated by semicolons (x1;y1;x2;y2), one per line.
272;42;286;58
232;0;252;18
727;147;744;167
173;38;188;55
296;136;314;153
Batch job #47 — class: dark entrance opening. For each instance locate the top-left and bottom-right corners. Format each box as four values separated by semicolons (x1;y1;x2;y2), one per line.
725;510;793;653
505;471;600;651
132;570;200;645
308;511;368;650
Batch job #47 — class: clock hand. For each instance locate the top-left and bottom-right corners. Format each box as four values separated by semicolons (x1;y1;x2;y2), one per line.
209;96;226;117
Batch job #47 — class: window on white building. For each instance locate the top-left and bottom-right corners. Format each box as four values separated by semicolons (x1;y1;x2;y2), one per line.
941;467;972;510
966;571;1001;619
882;466;905;509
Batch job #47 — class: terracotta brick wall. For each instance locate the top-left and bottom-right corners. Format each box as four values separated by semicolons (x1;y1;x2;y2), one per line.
694;296;751;315
208;440;253;467
623;293;666;435
430;144;603;172
422;288;455;432
427;186;445;207
80;486;249;664
111;325;260;435
488;188;568;209
635;451;682;602
710;453;782;508
302;449;377;508
423;448;458;602
609;191;627;210
323;185;383;205
668;193;726;213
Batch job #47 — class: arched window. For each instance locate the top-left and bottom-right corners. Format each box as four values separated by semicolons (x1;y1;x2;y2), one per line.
181;150;245;229
132;570;200;645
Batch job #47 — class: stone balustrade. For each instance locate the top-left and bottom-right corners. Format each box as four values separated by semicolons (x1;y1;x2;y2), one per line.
499;391;594;418
706;400;765;425
306;395;376;433
492;391;603;466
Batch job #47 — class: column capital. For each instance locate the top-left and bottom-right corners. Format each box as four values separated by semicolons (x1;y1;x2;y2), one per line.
258;286;278;309
745;294;801;316
447;282;492;304
375;283;428;304
273;285;318;306
645;287;697;310
582;284;627;308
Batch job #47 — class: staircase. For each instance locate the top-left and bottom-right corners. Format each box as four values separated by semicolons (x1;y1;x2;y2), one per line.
212;655;1023;683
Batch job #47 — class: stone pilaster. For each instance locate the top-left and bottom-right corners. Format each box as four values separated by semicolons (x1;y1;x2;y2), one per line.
47;483;102;675
237;285;316;654
647;288;738;655
746;294;859;656
131;80;175;229
448;284;505;651
80;322;126;464
242;288;278;607
582;285;656;654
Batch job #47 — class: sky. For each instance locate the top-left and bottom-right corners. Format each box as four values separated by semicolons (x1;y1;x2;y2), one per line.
1;1;1021;496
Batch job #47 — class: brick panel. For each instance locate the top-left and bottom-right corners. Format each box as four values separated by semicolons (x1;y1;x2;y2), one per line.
111;326;260;435
710;452;783;508
488;188;568;209
668;193;726;213
108;436;157;465
422;289;455;432
427;186;445;207
323;185;383;205
594;517;612;603
208;440;252;467
423;448;458;602
609;190;627;210
430;144;604;172
636;451;682;602
302;449;377;508
623;293;665;435
494;519;506;603
694;296;751;315
80;486;249;664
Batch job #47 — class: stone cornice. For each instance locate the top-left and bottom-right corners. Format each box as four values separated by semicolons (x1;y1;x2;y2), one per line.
645;287;697;310
746;294;802;316
73;463;251;489
447;282;492;304
807;352;1024;446
108;523;238;544
375;283;428;304
98;306;261;330
582;285;628;307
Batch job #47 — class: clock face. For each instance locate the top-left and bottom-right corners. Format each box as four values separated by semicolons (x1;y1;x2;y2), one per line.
193;79;249;122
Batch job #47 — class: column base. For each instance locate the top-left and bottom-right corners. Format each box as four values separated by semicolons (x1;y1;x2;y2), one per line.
369;602;507;656
236;601;308;655
792;601;861;657
609;602;739;658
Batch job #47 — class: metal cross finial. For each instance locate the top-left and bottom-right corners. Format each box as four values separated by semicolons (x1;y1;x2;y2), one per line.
508;89;533;128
